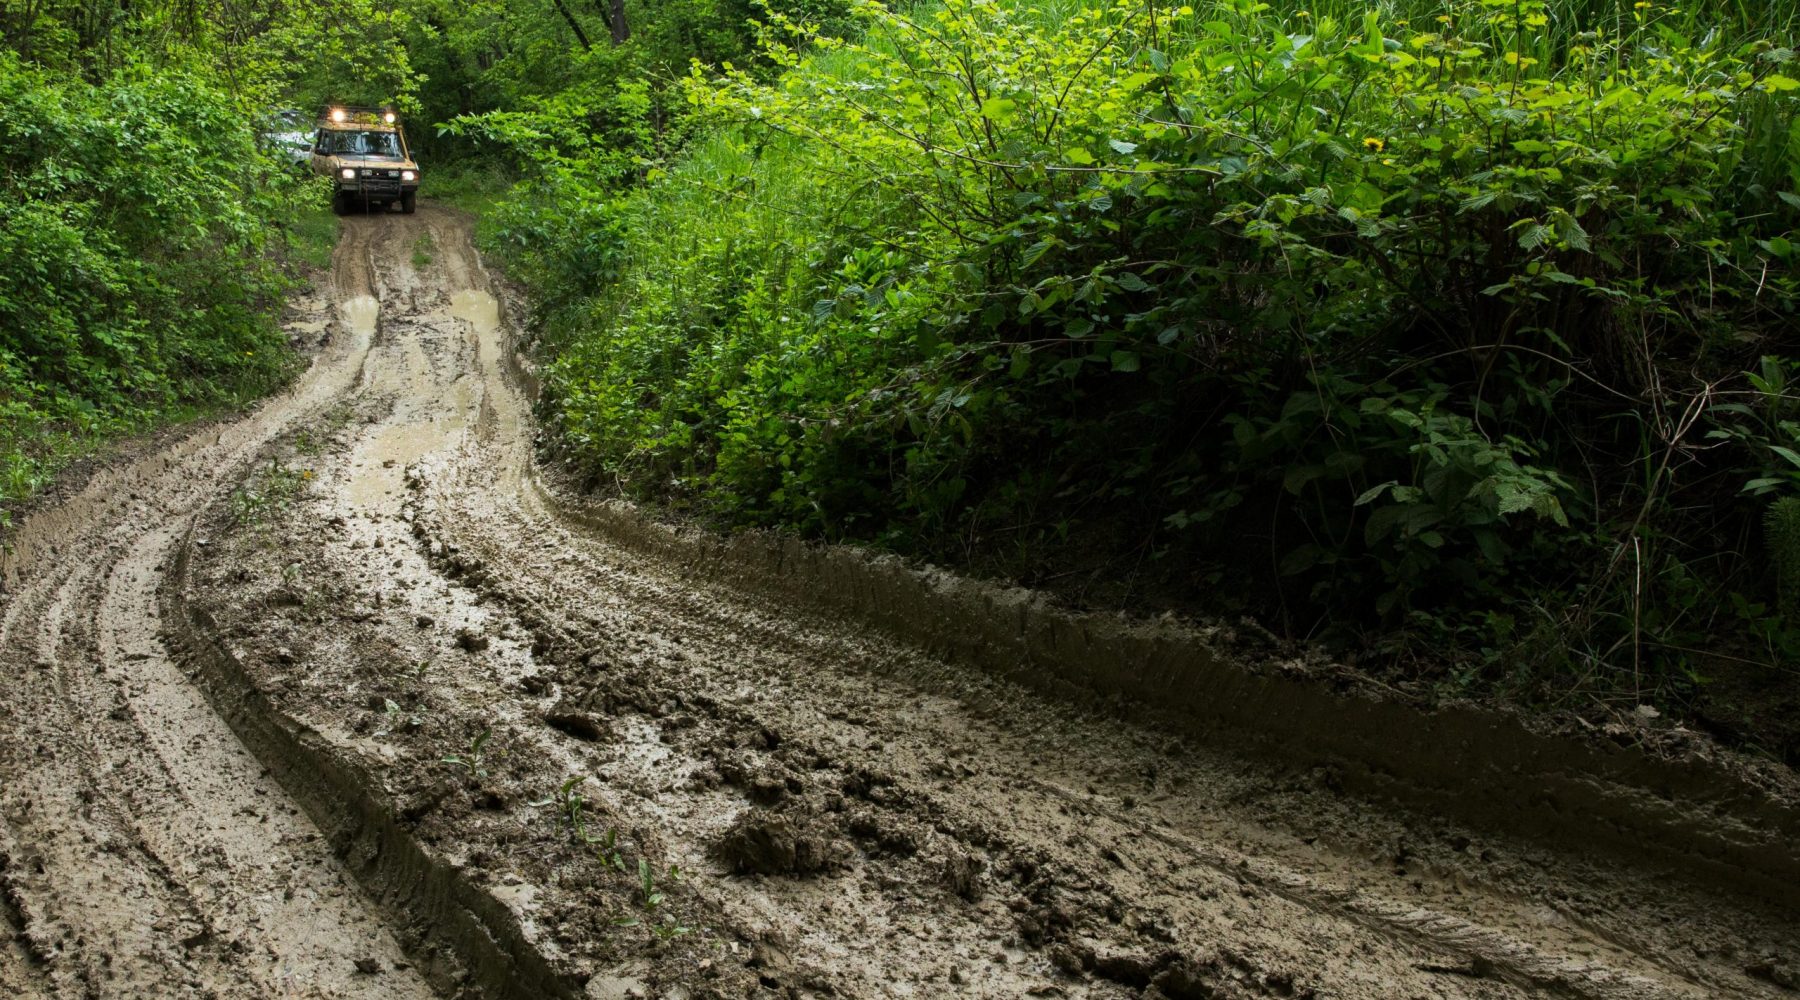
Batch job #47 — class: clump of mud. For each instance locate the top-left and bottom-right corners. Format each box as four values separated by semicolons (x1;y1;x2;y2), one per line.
714;807;848;876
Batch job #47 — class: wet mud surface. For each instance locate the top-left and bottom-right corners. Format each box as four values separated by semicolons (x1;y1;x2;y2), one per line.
4;206;1800;999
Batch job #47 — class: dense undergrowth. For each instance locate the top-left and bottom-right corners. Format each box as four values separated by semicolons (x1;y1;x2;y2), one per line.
486;0;1800;750
0;54;328;523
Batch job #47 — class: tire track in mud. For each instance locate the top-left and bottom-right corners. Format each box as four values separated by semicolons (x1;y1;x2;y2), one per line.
0;219;438;999
409;492;1752;1000
171;206;1797;999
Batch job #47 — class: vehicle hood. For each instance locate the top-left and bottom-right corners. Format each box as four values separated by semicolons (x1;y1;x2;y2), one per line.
328;156;417;170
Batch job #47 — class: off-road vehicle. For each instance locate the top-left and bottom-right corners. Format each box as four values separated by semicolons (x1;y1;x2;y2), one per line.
311;106;421;215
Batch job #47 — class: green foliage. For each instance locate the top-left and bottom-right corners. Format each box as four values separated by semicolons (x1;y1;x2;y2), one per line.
1768;497;1800;624
505;0;1800;718
441;727;493;778
0;53;310;519
287;203;342;271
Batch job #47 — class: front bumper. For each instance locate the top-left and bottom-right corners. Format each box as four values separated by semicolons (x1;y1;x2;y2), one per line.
336;170;418;198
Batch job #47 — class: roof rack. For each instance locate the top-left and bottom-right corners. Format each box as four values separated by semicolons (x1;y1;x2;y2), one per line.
320;105;400;126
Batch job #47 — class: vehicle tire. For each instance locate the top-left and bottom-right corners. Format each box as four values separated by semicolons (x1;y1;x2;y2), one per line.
331;192;350;216
400;191;417;215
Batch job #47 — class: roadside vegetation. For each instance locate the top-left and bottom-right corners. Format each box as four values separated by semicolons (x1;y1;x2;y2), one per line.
470;0;1800;753
0;0;404;521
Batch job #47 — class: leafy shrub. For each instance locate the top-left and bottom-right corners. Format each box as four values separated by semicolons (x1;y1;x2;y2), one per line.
0;54;307;515
503;0;1800;725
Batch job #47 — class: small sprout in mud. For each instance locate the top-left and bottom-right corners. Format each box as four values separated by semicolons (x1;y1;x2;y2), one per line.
531;777;627;868
649;915;690;941
633;856;662;910
293;430;321;456
532;776;591;842
375;698;422;737
441;727;492;778
591;826;626;871
281;561;304;585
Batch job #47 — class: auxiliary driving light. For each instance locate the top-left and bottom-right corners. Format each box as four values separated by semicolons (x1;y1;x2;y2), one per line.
384;111;397;123
330;108;347;122
340;168;356;180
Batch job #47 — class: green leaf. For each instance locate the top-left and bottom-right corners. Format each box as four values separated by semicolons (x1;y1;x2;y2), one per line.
980;97;1017;121
1064;147;1095;165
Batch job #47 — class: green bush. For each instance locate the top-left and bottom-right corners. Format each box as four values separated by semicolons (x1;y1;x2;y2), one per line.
0;54;307;518
501;0;1800;721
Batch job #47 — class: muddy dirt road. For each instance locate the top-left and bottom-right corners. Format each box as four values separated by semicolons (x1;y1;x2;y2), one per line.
4;207;1798;999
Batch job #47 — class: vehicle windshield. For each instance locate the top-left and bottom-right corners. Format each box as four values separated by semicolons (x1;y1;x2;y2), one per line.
318;129;403;159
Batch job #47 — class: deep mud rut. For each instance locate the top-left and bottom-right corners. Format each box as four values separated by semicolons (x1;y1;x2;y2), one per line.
4;206;1799;999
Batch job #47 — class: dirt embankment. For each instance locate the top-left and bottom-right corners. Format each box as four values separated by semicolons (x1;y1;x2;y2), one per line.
4;206;1799;1000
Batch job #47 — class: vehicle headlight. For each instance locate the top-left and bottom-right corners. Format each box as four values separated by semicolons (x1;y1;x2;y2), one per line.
340;168;356;180
401;170;415;181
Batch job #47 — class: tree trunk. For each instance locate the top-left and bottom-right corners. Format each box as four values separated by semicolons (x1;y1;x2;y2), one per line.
608;0;627;44
549;0;593;50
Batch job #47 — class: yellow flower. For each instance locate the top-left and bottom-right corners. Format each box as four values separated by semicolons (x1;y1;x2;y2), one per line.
1633;1;1651;7
1362;137;1387;152
1295;9;1310;17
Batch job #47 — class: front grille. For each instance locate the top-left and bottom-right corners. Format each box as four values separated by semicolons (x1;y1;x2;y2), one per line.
352;168;402;196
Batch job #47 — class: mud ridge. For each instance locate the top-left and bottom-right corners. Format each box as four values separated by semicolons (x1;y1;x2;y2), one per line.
530;473;1800;909
164;524;574;999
